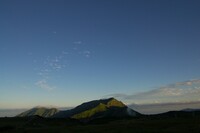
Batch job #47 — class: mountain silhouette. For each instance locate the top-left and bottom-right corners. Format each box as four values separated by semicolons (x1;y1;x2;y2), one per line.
16;98;140;121
52;98;140;120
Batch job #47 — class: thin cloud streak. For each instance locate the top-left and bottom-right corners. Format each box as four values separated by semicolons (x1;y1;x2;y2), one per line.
79;50;92;58
129;101;200;114
73;41;82;45
105;79;200;104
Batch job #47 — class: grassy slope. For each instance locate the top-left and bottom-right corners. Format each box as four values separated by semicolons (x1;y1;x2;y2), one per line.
71;98;127;119
106;98;125;107
71;103;107;119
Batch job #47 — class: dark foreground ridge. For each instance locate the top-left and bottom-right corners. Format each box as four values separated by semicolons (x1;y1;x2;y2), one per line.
1;110;200;133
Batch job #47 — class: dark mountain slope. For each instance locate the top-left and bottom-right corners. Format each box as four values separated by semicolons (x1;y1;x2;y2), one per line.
17;107;59;118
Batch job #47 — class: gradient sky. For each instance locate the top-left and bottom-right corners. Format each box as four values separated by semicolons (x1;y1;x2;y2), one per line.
1;0;200;109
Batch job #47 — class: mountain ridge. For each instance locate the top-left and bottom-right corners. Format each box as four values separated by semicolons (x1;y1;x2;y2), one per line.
16;98;140;120
52;98;140;120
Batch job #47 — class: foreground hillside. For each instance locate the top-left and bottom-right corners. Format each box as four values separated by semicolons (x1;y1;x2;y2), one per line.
1;114;200;133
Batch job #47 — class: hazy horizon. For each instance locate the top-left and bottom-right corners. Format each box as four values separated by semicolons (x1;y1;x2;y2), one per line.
1;0;200;114
1;99;200;117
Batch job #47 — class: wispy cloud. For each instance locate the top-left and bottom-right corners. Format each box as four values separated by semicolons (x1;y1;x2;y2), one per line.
35;41;93;91
52;31;57;34
35;53;68;91
164;79;200;88
129;101;200;114
40;55;66;75
105;79;200;104
81;50;91;58
62;51;69;55
35;79;54;91
73;41;82;45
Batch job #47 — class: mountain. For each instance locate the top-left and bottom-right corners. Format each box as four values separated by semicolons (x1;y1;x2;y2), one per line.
181;108;200;112
53;98;140;120
152;109;200;118
17;107;59;118
16;98;140;120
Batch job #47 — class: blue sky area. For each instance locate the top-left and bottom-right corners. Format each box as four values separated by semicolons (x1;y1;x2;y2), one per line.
1;0;200;109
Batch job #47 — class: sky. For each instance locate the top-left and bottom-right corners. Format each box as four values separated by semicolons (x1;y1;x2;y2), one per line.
1;0;200;109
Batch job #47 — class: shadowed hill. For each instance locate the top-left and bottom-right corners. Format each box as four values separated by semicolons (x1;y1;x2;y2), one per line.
17;107;59;118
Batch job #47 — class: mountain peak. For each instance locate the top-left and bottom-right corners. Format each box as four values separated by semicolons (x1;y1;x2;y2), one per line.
105;97;126;108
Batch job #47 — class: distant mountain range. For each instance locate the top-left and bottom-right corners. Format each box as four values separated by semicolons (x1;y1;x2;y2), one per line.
152;109;200;118
16;98;140;120
181;108;200;112
16;97;200;121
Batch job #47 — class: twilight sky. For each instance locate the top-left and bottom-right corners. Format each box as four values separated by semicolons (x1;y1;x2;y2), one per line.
1;0;200;109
